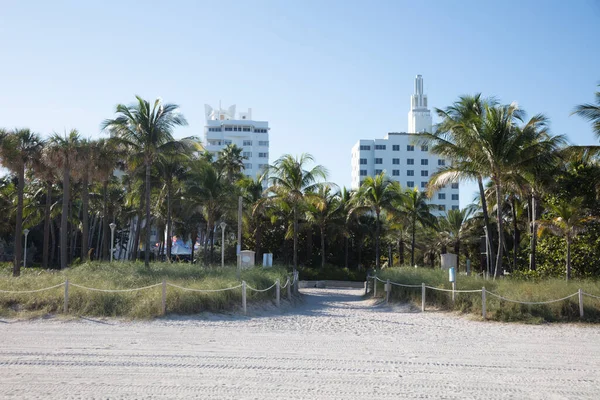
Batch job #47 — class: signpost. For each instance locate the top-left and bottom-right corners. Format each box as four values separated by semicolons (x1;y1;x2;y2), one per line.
449;267;456;302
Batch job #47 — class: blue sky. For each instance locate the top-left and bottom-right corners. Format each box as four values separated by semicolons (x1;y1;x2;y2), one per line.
1;0;599;208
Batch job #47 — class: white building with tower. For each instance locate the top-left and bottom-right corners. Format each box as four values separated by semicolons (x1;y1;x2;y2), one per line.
350;75;459;215
203;104;270;184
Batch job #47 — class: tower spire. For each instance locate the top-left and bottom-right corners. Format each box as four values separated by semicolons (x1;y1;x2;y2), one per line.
408;74;432;133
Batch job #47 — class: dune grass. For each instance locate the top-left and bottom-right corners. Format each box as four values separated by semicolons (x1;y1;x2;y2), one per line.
374;267;600;323
0;262;292;319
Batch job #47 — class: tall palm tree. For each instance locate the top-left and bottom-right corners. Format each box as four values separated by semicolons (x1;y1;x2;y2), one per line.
352;173;398;269
238;174;269;263
338;187;355;269
268;153;327;273
0;129;43;275
32;147;55;269
217;144;245;183
538;197;592;281
572;85;600;137
47;130;80;270
73;139;93;262
102;96;188;267
402;187;435;266
305;185;341;268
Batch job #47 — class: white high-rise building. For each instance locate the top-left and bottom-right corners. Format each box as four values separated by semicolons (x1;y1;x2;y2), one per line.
350;75;459;215
203;104;269;184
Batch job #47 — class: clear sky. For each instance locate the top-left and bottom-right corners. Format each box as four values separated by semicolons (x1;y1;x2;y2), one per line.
1;0;599;208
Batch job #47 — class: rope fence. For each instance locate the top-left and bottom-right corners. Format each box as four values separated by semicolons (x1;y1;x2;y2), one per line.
0;274;299;316
367;275;600;319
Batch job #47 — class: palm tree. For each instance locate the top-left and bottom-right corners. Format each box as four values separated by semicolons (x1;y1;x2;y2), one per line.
352;173;398;269
31;147;55;269
538;197;592;281
438;207;475;271
0;129;43;275
216;144;245;183
47;130;80;270
305;185;341;268
572;85;600;137
73;139;93;262
268;154;327;273
238;174;269;263
338;187;355;269
402;188;435;266
102;96;188;267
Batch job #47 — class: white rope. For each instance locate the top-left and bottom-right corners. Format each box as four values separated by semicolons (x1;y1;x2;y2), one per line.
281;278;290;289
167;283;242;293
485;290;578;305
0;282;65;294
582;292;600;300
425;286;482;293
69;282;162;293
246;282;277;292
390;281;422;288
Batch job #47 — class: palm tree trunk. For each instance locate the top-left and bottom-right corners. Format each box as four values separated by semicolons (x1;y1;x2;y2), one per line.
95;218;102;260
455;239;460;273
191;231;197;264
81;173;89;261
166;182;172;261
388;244;393;268
293;205;298;273
13;164;25;276
566;236;571;281
144;161;151;267
411;218;416;267
102;180;109;261
50;218;56;266
320;226;326;268
42;180;52;269
375;211;381;269
530;193;538;271
60;162;70;270
511;197;518;272
255;222;262;265
494;180;504;278
398;237;405;265
478;176;496;274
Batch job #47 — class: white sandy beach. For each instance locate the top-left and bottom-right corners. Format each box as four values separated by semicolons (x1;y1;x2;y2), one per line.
0;287;599;399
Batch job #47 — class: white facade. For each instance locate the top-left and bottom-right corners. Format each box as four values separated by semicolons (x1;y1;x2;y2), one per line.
350;75;459;215
203;104;269;184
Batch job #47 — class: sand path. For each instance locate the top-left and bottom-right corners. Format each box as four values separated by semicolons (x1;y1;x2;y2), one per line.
0;287;599;399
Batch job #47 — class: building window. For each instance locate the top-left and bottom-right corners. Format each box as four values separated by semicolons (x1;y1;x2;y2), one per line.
258;164;268;169
392;158;400;165
359;158;367;165
452;205;459;210
243;140;253;146
360;145;371;151
258;152;268;158
407;181;415;188
421;170;428;176
243;163;252;169
407;145;414;151
421;145;428;151
421;159;428;165
392;170;400;176
360;170;367;176
439;205;446;211
392;145;400;151
421;182;428;188
224;126;233;131
375;158;383;164
254;128;267;133
224;140;232;145
258;140;269;146
243;127;251;132
451;182;459;189
438;193;446;200
407;170;414;176
243;151;252;158
375;144;386;150
375;169;383;174
407;158;414;165
452;194;459;200
438;159;446;166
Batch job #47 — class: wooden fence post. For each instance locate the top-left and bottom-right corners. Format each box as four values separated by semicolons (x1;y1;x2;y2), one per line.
242;281;247;314
276;279;281;308
374;277;377;298
482;287;486;320
64;279;69;314
421;283;426;312
161;280;167;315
386;279;391;304
579;288;584;318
